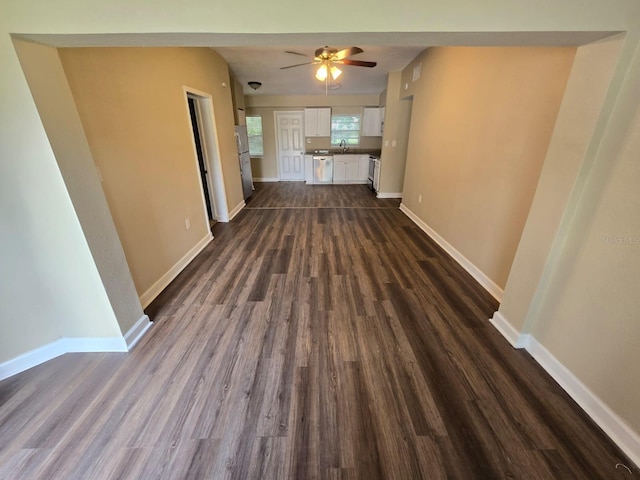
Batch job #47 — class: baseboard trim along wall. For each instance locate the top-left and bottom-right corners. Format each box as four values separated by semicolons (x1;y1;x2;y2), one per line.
0;336;128;381
228;200;246;221
399;203;504;301
490;311;640;469
253;177;279;182
489;311;529;348
377;192;403;199
124;314;152;349
139;233;212;308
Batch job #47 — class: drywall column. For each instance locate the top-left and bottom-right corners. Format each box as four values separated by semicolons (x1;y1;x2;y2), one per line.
0;38;126;365
495;36;625;334
13;40;145;338
379;71;412;196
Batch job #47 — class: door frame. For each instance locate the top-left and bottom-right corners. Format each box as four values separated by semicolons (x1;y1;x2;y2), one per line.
274;110;305;181
184;87;230;223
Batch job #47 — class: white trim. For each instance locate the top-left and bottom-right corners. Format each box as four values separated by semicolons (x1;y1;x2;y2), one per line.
0;337;127;381
228;200;246;221
488;312;640;467
253;177;280;183
124;314;152;349
489;310;530;348
183;87;230;223
399;203;503;301
377;192;403;199
526;336;640;468
139;233;212;308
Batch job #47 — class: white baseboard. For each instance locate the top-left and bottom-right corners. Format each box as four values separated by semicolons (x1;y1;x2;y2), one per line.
489;311;529;348
399;203;503;301
488;311;640;468
0;336;127;381
253;177;279;182
139;233;212;308
124;314;152;349
527;335;640;468
377;192;403;199
228;200;245;221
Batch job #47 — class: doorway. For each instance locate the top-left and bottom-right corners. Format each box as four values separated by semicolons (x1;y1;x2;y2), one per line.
275;111;305;181
185;89;230;225
188;96;215;227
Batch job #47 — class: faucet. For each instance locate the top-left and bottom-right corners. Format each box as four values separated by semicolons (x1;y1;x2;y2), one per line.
339;139;348;153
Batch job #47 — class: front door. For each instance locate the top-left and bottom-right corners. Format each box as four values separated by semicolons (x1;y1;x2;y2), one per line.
275;111;305;181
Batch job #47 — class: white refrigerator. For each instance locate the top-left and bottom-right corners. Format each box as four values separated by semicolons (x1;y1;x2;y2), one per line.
235;125;254;200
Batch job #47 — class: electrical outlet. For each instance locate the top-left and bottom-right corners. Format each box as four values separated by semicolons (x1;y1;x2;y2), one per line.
307;138;311;144
418;194;422;204
185;218;191;230
384;140;389;147
392;140;397;147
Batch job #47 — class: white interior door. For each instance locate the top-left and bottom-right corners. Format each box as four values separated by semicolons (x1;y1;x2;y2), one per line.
275;111;305;181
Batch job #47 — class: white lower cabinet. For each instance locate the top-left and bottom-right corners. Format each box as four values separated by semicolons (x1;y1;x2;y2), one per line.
333;160;346;183
358;155;370;182
305;155;314;184
333;154;368;184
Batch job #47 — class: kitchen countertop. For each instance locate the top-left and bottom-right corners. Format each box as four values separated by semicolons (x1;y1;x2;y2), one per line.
305;149;381;158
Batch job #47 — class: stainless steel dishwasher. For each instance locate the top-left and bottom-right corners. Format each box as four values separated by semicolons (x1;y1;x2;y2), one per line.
313;155;334;184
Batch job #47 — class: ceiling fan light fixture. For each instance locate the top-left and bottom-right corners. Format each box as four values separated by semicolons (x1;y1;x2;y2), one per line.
315;64;328;81
247;81;262;90
330;65;342;80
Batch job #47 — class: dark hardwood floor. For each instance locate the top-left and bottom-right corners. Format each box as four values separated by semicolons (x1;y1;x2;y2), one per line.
0;183;636;479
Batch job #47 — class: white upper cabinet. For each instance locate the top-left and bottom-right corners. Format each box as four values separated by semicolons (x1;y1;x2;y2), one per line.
362;107;383;137
304;108;331;136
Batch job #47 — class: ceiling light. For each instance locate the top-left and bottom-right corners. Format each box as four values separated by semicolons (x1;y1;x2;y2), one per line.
315;64;328;81
315;62;342;81
247;81;262;90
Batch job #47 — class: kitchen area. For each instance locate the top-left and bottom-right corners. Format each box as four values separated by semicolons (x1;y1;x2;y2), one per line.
304;106;382;191
237;71;412;200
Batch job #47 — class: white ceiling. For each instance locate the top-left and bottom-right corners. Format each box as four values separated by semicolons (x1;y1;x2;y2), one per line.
214;45;426;96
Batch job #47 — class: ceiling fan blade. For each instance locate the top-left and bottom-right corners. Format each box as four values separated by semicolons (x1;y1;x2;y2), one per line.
280;61;316;69
284;50;308;57
334;46;364;60
341;59;377;68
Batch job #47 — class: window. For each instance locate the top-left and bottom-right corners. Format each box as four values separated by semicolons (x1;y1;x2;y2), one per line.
331;114;361;146
246;116;264;156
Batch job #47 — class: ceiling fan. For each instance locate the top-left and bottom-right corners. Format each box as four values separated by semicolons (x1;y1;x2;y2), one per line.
281;46;377;81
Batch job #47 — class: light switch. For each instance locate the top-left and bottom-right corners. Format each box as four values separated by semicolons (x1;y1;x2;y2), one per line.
392;140;397;147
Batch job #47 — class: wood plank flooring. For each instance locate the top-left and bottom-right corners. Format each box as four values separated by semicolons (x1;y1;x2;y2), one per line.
0;183;637;479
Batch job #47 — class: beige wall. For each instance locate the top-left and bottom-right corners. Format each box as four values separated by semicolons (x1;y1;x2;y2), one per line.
496;33;640;432
245;95;382;180
401;46;575;289
379;71;413;194
13;40;144;339
532;98;640;430
499;37;624;331
59;47;242;298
